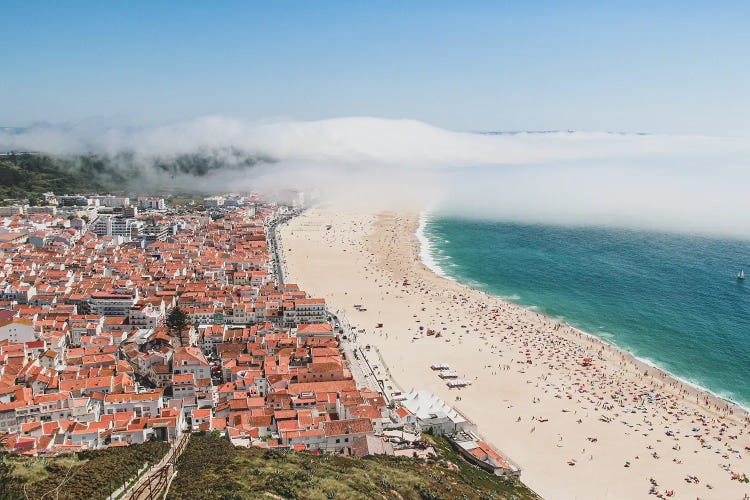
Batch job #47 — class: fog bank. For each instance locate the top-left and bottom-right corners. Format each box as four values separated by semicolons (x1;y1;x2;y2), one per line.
2;116;749;239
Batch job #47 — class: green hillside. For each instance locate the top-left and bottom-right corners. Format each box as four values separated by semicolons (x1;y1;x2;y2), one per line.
0;441;169;500
0;151;268;202
0;154;106;202
166;432;539;500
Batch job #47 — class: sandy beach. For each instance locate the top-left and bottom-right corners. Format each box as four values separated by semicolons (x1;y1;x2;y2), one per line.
280;205;750;500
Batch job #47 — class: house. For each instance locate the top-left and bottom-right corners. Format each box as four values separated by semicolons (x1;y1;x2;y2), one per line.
323;418;374;451
0;318;35;343
389;405;418;427
128;303;164;330
173;373;196;399
70;420;111;449
296;323;334;341
191;408;212;431
283;298;326;326
89;290;138;317
148;364;172;388
172;346;211;381
110;417;151;445
198;324;226;354
398;390;475;436
350;434;395;458
103;391;163;419
449;431;520;477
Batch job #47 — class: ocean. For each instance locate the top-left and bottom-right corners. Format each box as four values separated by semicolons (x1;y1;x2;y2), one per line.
419;215;750;408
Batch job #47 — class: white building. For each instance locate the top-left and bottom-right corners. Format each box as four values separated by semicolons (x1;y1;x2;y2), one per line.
89;290;138;317
103;391;163;419
0;394;100;433
398;390;475;436
0;205;24;216
129;304;164;329
89;215;142;240
1;283;36;304
94;195;131;208
58;195;92;207
172;347;211;381
0;318;35;344
283;298;326;326
322;418;375;450
137;197;166;210
25;205;58;215
204;196;225;208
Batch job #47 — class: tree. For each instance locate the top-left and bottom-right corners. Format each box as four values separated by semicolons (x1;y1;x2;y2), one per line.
166;306;189;336
78;301;92;315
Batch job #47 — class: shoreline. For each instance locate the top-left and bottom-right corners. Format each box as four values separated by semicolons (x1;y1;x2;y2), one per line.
418;210;750;415
282;205;750;499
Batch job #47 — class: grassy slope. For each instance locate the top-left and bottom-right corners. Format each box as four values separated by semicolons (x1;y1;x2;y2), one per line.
1;441;170;500
167;432;539;500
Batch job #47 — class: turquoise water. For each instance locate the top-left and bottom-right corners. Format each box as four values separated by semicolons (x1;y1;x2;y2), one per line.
423;217;750;407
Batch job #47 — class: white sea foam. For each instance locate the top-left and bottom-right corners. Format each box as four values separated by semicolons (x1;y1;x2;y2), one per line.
511;295;748;410
416;211;452;280
630;355;749;410
520;311;731;407
571;325;750;411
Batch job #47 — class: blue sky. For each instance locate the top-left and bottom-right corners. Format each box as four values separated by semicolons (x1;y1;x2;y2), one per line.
2;1;748;133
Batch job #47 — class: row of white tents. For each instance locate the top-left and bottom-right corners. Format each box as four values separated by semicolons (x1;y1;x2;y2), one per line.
430;363;473;387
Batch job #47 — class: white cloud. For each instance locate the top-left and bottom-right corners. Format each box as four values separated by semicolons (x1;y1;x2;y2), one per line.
2;116;749;238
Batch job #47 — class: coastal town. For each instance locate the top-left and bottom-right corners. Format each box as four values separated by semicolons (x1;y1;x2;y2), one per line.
0;191;517;496
4;188;750;499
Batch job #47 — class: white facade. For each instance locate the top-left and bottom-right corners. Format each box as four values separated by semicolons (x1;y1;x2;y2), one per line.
284;300;326;326
399;390;472;436
90;291;138;317
129;304;164;329
137;197;166;210
103;393;163;419
1;397;100;433
94;196;131;208
0;319;35;343
204;196;225;207
1;283;36;304
90;215;142;240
